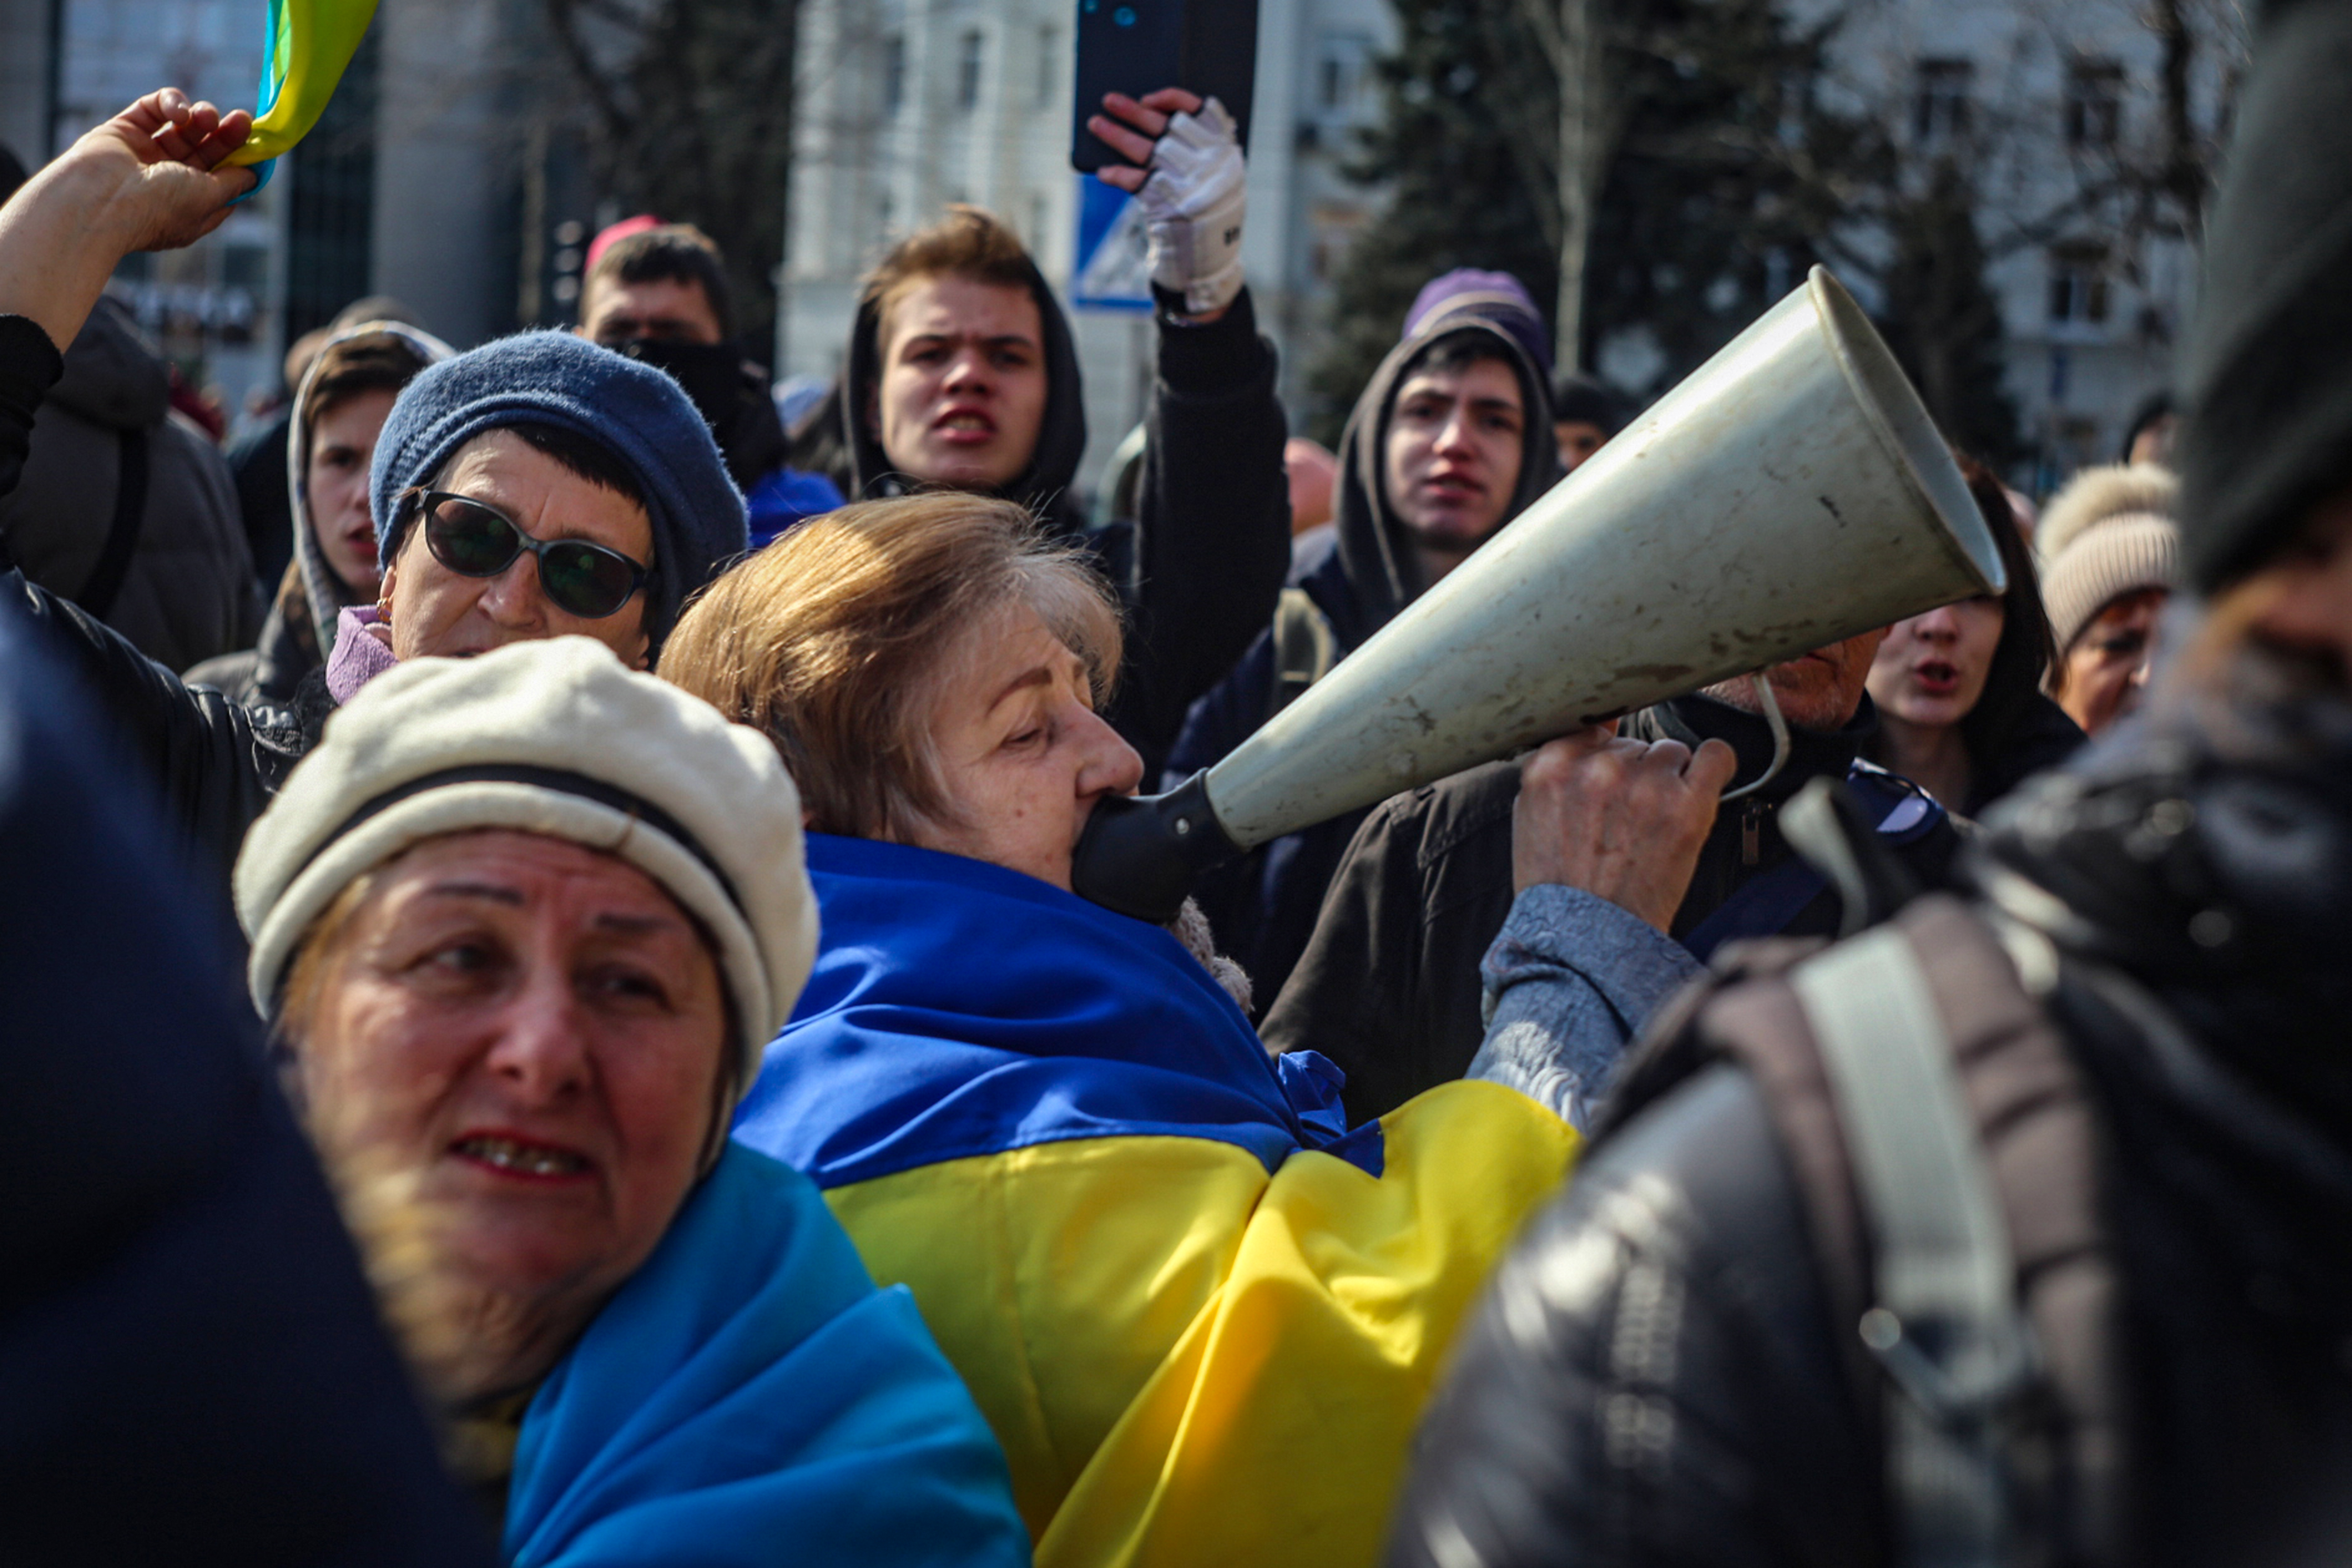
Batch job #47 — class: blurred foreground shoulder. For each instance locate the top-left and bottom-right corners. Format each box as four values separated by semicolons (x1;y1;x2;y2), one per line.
1386;1061;1880;1568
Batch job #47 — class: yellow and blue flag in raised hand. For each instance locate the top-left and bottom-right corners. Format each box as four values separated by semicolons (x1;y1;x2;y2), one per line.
223;0;380;189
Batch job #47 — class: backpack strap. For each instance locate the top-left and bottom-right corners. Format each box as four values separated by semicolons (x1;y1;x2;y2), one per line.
1266;586;1338;717
1791;924;2036;1568
74;426;150;621
1601;895;2129;1566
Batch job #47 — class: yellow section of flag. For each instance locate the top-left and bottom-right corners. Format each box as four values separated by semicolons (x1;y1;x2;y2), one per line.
223;0;380;168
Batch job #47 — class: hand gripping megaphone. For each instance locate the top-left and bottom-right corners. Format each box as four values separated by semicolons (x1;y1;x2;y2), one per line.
1074;266;2006;922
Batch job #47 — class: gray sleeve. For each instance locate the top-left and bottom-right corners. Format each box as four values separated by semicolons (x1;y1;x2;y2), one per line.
1468;884;1705;1129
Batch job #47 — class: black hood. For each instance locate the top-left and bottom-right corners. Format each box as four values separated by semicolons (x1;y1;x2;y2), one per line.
840;258;1089;530
2173;0;2352;589
1320;309;1559;650
1974;651;2352;1118
1969;655;2352;1362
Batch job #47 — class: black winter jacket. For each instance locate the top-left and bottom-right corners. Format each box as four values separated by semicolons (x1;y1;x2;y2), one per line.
1263;693;1959;1120
1164;308;1560;999
0;296;261;670
841;276;1290;777
1386;687;2352;1568
0;312;489;1564
0;314;315;909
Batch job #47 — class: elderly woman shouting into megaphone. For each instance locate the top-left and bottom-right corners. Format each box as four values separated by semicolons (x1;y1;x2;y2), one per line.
657;494;1671;1568
232;637;1029;1566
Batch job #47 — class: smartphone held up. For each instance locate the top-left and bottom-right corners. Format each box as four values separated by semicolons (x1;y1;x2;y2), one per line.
1070;0;1259;173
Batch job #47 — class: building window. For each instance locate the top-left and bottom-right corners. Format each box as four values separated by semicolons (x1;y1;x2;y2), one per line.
1037;25;1058;108
881;35;906;117
1913;58;1973;146
2048;245;2111;325
958;30;985;113
2064;57;2124;147
1317;32;1373;113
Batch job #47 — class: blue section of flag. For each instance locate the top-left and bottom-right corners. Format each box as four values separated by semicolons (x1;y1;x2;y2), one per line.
731;834;1383;1189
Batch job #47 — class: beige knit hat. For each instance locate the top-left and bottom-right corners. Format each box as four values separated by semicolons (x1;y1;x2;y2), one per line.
234;638;818;1094
2037;463;2183;653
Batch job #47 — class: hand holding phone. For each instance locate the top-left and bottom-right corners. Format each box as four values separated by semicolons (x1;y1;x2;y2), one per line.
1087;88;1204;192
1086;90;1248;318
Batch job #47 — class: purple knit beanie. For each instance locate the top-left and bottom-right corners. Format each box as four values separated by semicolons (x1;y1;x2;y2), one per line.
1403;270;1553;380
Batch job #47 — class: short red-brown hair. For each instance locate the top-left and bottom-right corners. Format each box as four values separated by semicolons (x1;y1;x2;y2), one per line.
858;205;1036;340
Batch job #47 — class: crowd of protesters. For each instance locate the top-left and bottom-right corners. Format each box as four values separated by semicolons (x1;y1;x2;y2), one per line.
4;1;2348;1560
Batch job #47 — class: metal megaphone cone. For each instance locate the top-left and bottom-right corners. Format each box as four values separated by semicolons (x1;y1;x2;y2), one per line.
1076;266;2006;922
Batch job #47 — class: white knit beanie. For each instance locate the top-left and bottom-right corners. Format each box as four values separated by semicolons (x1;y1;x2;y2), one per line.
234;638;818;1097
2037;463;2183;653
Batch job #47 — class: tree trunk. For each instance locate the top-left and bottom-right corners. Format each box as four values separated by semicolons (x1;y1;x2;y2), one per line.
1539;0;1609;374
2149;0;2203;237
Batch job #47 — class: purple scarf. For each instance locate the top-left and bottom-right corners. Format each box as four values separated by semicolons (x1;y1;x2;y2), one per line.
325;606;400;705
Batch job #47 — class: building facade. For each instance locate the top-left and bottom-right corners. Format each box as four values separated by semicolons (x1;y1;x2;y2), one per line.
36;0;283;420
27;0;584;424
1796;0;2236;488
779;0;1394;499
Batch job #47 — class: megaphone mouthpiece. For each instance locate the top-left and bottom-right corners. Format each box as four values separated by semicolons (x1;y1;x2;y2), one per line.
1074;773;1241;925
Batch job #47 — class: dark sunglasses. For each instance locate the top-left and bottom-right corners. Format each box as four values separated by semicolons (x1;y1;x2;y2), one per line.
408;490;650;621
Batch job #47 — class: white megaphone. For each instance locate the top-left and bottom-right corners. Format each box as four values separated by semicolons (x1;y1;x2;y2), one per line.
1074;266;2006;922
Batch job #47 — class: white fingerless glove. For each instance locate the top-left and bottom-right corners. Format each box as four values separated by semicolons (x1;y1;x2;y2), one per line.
1134;98;1247;317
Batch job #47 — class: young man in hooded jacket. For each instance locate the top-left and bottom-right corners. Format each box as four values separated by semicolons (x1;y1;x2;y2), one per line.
1162;270;1565;1001
1386;4;2352;1559
840;89;1291;778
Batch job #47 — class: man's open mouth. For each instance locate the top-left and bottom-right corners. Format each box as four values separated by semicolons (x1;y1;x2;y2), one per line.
935;410;996;442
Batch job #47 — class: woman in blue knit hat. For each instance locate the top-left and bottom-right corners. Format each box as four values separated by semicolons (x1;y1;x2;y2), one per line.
0;89;750;897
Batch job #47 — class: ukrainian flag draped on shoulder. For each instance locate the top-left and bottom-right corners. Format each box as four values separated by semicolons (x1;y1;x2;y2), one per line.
223;0;380;191
732;835;1580;1568
505;1142;1028;1568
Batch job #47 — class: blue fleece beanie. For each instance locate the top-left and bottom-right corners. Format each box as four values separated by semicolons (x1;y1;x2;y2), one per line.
369;331;747;645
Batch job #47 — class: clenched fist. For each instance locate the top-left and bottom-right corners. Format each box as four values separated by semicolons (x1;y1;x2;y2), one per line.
1511;726;1739;932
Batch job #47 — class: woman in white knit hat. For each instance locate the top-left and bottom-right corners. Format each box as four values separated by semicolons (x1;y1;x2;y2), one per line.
2037;462;2183;736
233;636;1026;1567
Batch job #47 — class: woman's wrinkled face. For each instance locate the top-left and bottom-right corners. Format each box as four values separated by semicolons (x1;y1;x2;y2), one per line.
293;831;726;1366
2060;587;2168;736
905;602;1144;890
378;430;655;670
1869;596;2006;730
306;388;397;597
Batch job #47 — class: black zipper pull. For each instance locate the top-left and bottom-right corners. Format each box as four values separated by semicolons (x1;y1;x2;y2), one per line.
1742;800;1765;866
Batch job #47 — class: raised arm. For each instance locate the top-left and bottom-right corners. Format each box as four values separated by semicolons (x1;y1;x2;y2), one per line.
0;92;278;882
1087;89;1290;768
